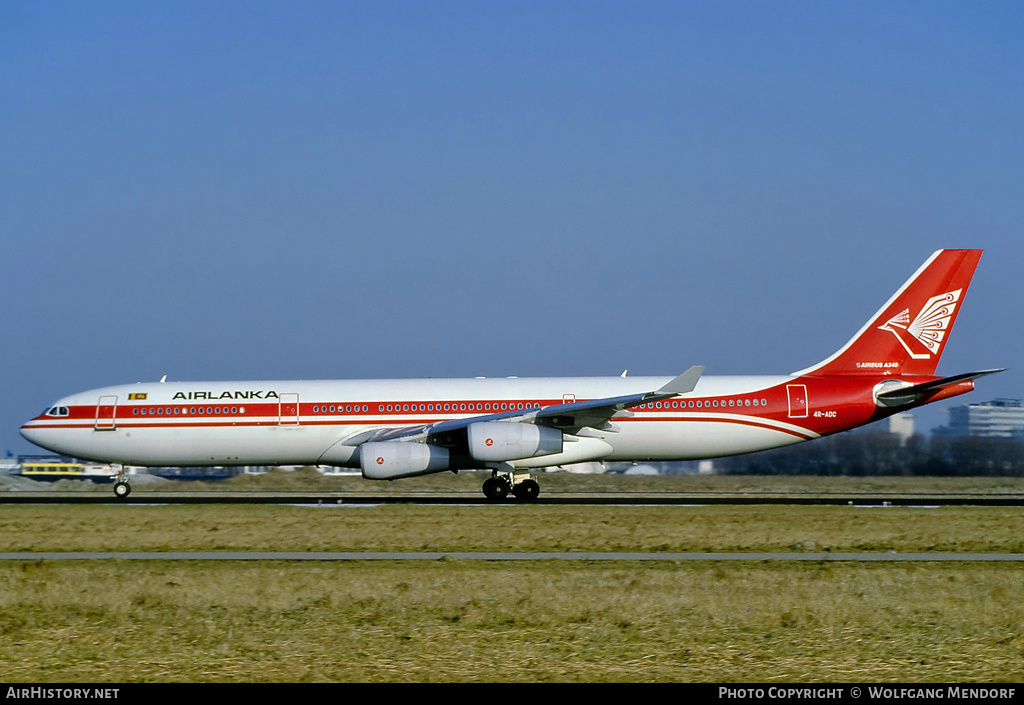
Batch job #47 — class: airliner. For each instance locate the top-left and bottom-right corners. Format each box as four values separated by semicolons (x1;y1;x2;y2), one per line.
21;249;1001;500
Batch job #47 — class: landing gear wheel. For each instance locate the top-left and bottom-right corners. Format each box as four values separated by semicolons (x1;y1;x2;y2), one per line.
113;482;131;499
512;478;540;501
482;476;510;501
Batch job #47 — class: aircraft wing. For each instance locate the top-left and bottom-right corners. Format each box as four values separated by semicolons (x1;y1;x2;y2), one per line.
515;364;704;435
341;365;704;445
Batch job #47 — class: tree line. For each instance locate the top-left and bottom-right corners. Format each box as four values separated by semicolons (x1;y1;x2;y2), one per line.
710;430;1024;476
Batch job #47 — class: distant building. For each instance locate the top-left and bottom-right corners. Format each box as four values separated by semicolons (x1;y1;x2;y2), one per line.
888;412;915;443
946;399;1024;438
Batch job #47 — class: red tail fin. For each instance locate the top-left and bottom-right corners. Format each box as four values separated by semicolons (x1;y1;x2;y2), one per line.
795;249;982;377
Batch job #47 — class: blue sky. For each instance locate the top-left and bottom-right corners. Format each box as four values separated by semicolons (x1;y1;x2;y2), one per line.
3;1;1021;455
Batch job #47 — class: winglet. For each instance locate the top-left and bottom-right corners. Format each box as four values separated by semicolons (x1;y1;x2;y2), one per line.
657;366;704;395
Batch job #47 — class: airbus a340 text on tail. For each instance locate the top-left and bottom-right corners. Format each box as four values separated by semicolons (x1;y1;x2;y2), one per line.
22;249;1002;499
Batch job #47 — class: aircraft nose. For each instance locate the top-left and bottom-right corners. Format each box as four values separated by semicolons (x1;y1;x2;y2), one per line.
20;422;43;446
20;419;56;452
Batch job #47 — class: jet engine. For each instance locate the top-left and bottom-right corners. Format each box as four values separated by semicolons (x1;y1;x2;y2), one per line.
360;442;450;480
467;422;563;463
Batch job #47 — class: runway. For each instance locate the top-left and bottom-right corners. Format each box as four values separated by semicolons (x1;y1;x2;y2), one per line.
2;490;1023;506
3;551;1023;561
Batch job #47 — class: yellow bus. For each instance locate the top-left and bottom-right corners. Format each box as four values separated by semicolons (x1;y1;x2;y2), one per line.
20;462;116;482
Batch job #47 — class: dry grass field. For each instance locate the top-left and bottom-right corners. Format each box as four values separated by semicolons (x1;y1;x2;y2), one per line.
1;473;1022;682
1;561;1022;682
2;503;1024;554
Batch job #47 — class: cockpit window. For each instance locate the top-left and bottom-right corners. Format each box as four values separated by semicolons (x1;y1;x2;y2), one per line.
44;406;69;417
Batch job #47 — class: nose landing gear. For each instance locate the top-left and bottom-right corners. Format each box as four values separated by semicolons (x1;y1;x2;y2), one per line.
111;464;131;499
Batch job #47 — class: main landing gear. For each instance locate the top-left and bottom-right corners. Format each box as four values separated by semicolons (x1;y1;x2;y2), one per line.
482;471;540;502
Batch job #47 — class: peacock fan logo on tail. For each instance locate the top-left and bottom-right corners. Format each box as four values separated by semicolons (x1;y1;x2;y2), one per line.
878;289;961;360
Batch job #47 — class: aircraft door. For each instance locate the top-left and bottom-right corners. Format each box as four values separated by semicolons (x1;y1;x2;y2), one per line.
786;385;808;418
95;395;118;430
279;393;300;425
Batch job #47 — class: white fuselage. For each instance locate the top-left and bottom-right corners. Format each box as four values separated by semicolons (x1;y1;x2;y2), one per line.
21;374;817;469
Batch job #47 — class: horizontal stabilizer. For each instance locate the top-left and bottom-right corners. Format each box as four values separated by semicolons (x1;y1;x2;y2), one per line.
875;369;1005;408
